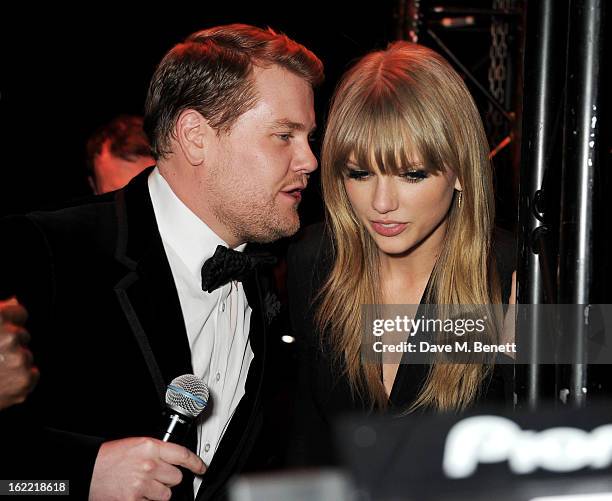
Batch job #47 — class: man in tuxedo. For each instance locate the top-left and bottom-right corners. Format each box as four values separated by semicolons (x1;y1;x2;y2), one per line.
0;24;322;500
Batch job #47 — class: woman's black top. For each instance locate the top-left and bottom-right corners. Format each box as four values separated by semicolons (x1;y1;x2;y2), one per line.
285;222;516;466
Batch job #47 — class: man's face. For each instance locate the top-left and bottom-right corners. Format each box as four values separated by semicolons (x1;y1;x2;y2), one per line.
93;141;154;194
202;64;317;245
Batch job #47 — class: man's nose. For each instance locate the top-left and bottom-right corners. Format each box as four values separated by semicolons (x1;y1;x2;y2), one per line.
292;142;318;175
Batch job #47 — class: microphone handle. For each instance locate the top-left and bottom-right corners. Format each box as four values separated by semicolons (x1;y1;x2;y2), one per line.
161;409;192;444
160;409;198;499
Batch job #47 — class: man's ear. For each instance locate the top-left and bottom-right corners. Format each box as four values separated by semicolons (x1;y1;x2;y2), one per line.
175;109;209;166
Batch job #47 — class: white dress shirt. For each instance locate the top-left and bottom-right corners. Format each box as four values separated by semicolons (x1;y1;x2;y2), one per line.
148;168;254;496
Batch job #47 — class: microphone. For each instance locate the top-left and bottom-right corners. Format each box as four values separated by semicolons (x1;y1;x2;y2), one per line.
161;374;209;444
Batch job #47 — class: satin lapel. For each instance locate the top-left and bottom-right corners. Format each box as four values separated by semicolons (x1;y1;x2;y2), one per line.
113;169;194;405
194;269;268;501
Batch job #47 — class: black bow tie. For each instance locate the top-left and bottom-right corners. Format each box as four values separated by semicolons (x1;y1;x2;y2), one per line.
201;245;277;293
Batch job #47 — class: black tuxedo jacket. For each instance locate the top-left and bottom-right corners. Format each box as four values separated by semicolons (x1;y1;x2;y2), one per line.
0;168;278;500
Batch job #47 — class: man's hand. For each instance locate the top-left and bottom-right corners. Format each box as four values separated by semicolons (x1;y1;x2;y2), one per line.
0;299;39;411
89;437;207;501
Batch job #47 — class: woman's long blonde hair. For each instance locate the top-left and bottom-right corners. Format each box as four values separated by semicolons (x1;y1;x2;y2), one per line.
316;41;501;412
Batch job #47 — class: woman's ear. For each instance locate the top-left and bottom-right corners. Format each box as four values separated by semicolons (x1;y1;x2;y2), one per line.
454;177;462;191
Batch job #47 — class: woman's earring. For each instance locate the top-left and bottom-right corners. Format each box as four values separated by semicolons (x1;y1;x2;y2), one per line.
457;190;463;208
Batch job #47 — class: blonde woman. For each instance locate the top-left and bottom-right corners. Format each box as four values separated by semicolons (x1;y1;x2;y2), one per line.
287;41;516;465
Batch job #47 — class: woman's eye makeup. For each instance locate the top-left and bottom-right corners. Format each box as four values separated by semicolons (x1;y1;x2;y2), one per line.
399;169;429;182
344;164;429;183
345;168;371;180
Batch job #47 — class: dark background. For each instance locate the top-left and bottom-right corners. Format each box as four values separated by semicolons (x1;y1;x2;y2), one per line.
0;3;397;218
0;1;522;227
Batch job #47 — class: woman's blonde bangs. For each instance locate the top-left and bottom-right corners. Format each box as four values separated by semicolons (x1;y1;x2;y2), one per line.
328;79;451;180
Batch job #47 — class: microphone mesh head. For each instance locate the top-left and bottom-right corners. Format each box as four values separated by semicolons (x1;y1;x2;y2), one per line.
165;374;209;419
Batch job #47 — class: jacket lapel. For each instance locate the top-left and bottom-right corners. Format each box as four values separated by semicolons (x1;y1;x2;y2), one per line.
113;169;198;501
113;168;194;405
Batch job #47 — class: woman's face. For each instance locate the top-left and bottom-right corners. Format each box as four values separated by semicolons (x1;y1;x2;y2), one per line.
343;155;461;257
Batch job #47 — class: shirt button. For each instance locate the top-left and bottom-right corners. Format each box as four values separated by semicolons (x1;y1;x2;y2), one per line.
204;443;210;452
216;372;221;382
221;302;226;312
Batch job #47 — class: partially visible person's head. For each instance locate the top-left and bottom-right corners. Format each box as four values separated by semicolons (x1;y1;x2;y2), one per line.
86;115;154;194
144;24;324;246
322;41;493;261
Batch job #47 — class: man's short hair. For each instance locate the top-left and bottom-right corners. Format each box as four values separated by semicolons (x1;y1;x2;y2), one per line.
144;23;324;159
86;115;153;174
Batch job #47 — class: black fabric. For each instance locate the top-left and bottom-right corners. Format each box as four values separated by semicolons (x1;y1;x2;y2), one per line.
286;222;517;467
201;245;276;293
0;168;276;501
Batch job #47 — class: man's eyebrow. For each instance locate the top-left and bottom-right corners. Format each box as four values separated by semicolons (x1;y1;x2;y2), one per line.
269;119;317;133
